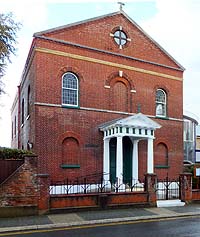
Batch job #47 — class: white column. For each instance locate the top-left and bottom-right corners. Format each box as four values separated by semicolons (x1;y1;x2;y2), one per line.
103;137;110;181
147;138;154;173
116;135;123;184
132;140;139;181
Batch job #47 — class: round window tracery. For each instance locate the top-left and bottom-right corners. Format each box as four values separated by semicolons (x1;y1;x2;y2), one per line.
113;30;128;46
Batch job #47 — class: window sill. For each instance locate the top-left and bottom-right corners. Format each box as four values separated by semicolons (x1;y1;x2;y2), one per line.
62;105;80;109
60;164;80;169
155;116;169;120
155;165;170;169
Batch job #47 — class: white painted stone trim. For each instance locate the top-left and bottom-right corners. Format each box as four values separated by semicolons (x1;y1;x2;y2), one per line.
116;135;123;184
103;138;110;181
147;138;154;173
132;140;139;180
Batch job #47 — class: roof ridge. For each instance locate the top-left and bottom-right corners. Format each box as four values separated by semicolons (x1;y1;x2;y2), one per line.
34;11;121;37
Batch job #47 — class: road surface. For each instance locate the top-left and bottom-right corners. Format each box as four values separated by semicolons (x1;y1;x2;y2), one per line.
1;216;200;237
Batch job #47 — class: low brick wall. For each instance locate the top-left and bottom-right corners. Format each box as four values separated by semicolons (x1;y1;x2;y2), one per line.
106;192;149;206
50;191;150;211
0;161;167;216
192;190;200;202
0;155;39;217
0;206;38;218
50;193;98;209
0;159;24;184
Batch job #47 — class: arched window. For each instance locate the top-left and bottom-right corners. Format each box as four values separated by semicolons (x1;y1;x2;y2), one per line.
21;98;24;125
62;72;78;106
27;85;30;116
62;137;80;165
156;89;167;117
154;142;168;167
112;81;128;112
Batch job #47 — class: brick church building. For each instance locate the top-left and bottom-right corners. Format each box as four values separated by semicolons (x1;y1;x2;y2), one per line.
11;9;184;184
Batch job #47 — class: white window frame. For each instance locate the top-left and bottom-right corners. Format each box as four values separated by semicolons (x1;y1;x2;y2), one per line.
156;89;167;117
62;72;79;107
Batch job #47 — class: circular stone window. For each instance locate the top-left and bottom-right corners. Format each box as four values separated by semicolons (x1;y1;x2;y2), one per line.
113;29;128;47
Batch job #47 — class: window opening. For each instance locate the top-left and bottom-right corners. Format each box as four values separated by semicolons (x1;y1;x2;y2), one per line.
62;72;78;106
111;26;131;49
156;89;167;117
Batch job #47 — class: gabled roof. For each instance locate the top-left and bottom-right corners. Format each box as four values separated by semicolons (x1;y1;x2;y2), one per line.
34;11;121;37
99;113;161;130
34;10;184;71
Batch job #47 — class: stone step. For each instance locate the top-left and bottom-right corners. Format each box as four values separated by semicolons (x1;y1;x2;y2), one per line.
157;199;185;207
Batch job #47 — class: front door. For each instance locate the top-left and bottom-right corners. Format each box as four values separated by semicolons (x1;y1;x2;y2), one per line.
123;136;133;186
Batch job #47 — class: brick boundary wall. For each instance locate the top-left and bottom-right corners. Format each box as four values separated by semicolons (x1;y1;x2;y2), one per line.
0;155;39;217
192;190;200;202
0;159;24;184
0;155;158;217
49;173;157;211
0;155;199;218
50;192;152;211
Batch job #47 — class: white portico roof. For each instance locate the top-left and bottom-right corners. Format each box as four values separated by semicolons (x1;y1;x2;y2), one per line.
100;113;161;131
99;113;161;139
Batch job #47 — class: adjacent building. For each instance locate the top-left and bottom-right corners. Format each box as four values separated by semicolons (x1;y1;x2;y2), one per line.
196;125;200;163
183;113;198;164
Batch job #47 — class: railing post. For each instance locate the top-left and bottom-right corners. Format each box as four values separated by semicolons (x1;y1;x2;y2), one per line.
66;178;68;195
180;173;192;203
36;173;50;214
100;175;104;193
144;173;157;206
166;175;169;200
84;177;87;194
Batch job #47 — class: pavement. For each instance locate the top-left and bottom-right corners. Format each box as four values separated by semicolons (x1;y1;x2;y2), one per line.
1;201;200;234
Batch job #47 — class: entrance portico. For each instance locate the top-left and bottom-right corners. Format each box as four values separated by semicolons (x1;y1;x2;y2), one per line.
100;113;161;185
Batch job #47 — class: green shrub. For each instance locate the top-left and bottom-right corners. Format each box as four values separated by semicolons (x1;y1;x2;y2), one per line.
0;147;34;160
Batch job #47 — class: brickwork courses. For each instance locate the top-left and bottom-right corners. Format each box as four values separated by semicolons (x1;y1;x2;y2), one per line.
11;11;184;183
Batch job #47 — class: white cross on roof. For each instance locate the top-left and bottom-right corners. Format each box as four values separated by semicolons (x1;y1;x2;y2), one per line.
118;2;125;11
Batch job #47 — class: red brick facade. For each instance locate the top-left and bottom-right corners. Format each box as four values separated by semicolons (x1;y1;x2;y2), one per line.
11;11;184;182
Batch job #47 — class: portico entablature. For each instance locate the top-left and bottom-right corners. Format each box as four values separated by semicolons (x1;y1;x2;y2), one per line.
99;113;161;140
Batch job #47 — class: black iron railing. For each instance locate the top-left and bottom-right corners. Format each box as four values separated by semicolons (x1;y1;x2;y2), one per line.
156;176;181;200
50;173;144;195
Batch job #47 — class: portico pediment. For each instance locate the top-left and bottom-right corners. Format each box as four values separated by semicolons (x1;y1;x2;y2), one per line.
116;113;161;129
100;113;161;131
99;113;161;139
